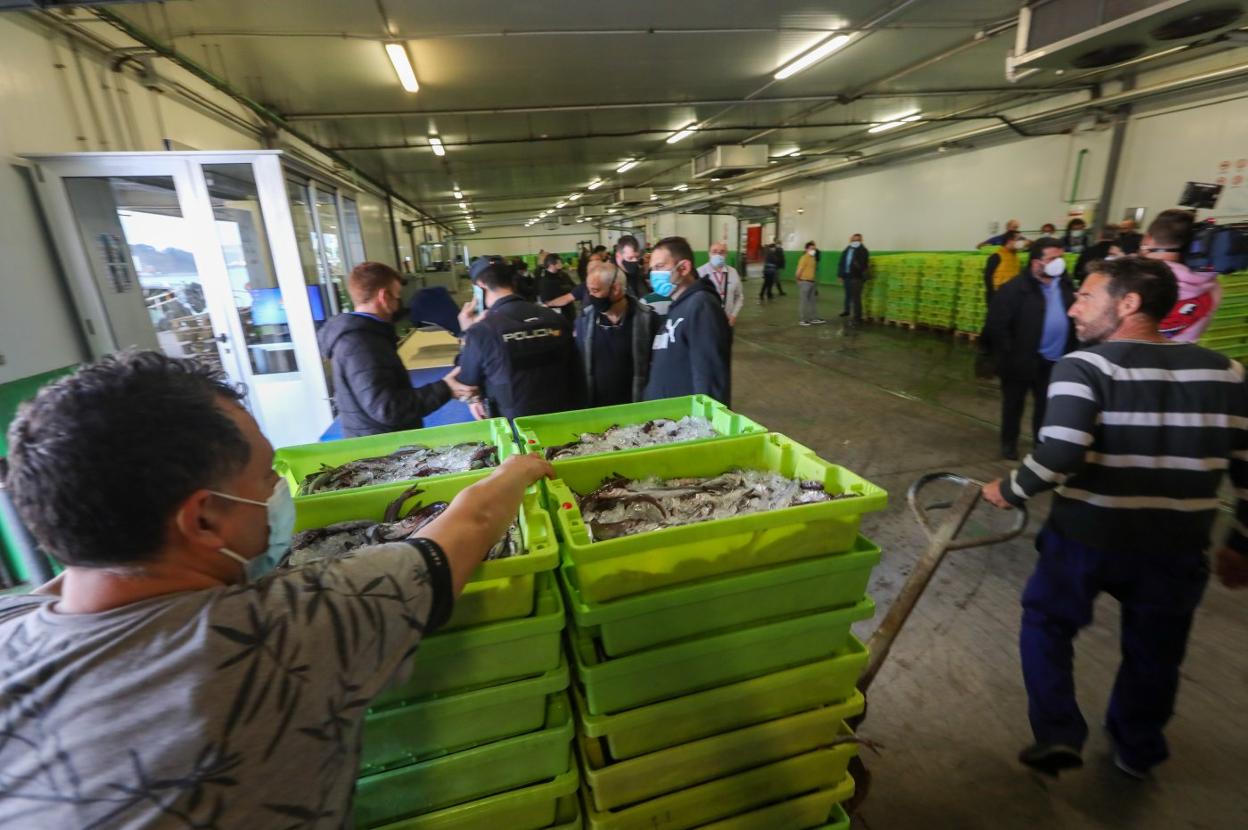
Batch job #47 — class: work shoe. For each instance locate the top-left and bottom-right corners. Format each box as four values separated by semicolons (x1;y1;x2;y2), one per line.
1018;743;1083;777
1113;753;1149;781
1001;444;1019;461
839;311;850;317
811;318;828;325
800;321;814;327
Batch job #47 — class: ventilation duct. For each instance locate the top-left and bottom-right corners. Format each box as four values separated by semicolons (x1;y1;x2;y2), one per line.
615;187;654;206
1007;0;1245;80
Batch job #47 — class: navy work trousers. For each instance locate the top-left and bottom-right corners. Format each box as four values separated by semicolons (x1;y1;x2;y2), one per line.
1020;526;1209;771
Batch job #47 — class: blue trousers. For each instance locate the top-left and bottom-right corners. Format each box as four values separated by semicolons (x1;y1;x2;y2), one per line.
1020;527;1209;771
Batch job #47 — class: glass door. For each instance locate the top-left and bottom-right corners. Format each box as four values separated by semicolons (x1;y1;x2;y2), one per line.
27;152;332;448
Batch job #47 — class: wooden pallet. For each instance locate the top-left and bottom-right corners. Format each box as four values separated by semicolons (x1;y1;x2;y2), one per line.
953;330;981;343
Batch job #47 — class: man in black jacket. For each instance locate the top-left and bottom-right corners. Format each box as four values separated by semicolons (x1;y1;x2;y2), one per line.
574;261;654;406
458;260;585;420
837;233;870;323
761;240;786;300
318;262;474;437
643;236;732;404
1075;225;1123;281
985;240;1076;460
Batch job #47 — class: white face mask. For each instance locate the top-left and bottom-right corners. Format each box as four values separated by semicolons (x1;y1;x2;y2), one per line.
1043;258;1067;277
1013;240;1027;251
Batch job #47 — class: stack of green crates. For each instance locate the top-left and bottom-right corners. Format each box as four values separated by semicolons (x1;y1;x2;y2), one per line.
527;410;887;830
1200;271;1248;363
277;423;577;830
955;256;988;334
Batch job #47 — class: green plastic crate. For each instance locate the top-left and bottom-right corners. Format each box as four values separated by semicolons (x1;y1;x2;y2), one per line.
369;764;580;830
581;701;863;811
571;603;874;716
292;472;558;630
514;395;767;460
697;778;853;830
276;418;517;501
578;746;850;830
362;655;570;772
547;433;886;603
577;644;867;760
356;693;575;828
561;535;880;656
375;573;565;707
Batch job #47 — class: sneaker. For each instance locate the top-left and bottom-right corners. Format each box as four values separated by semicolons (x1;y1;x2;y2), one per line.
1113;753;1149;781
811;318;828;325
1018;743;1083;777
799;321;814;327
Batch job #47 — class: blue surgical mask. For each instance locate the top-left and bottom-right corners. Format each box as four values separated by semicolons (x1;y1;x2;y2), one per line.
709;254;726;268
648;270;675;297
212;480;296;582
472;284;486;314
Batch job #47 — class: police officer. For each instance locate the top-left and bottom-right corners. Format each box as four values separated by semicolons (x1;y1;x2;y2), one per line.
458;259;586;420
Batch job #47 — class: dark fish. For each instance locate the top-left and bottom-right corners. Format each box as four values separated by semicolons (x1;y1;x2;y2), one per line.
297;442;498;495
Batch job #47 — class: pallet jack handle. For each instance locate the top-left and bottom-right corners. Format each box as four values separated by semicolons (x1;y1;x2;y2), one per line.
858;472;1028;693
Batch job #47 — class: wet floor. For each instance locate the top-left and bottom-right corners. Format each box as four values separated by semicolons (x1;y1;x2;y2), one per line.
729;282;1248;830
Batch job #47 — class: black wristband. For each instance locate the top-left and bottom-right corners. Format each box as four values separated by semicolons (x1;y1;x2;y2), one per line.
406;537;455;634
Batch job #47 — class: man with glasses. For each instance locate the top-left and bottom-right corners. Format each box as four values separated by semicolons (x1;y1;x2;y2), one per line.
574;260;655;406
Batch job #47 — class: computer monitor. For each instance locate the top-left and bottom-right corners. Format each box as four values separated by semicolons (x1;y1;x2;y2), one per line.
306;285;327;322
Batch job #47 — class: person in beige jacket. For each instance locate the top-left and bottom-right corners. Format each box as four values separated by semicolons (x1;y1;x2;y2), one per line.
796;242;824;326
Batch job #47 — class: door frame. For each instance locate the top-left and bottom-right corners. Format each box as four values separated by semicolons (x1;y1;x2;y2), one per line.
23;150;332;445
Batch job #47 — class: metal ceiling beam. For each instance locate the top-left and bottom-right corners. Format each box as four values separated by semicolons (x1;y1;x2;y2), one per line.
282;88;1079;122
326;115;1036;151
155;23;994;41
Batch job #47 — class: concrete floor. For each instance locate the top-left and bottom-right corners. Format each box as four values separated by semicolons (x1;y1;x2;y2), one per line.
728;283;1248;830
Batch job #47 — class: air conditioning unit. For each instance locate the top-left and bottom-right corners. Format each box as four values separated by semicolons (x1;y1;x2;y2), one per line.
691;145;769;179
616;187;654;206
1007;0;1246;80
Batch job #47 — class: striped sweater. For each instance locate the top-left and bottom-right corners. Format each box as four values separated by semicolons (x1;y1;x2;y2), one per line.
1003;339;1248;555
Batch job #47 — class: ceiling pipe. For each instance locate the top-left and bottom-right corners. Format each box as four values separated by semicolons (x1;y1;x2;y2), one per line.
282;87;1083;121
640;58;1248;215
84;7;454;234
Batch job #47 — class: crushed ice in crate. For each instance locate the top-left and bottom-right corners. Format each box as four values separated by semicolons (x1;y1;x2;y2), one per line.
298;442;498;494
545;417;718;460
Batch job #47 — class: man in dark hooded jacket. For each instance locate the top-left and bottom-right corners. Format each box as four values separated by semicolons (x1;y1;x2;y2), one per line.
318;262;474;437
642;236;732;405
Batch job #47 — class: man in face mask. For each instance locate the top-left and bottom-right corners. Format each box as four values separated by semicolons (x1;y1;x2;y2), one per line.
319;261;474;437
984;240;1076;460
696;241;744;328
642;236;732;404
616;235;645;298
837;233;871;324
0;349;556;828
574;261;655;406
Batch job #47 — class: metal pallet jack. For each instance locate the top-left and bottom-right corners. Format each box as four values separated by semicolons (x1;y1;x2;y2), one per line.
847;472;1028;812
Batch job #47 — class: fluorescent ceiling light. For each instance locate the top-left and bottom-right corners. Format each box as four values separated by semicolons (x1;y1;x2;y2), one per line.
453;188;463;199
587;178;604;190
774;34;851;80
556;201;567;208
385;42;420;93
459;203;469;212
650;194;658;200
616;159;638;173
429;136;445;156
569;193;582;201
867;111;922;134
665;124;696;144
674;184;689;191
788;149;802;157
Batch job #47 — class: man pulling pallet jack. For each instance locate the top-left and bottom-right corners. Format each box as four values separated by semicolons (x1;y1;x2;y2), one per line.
856;257;1248;806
